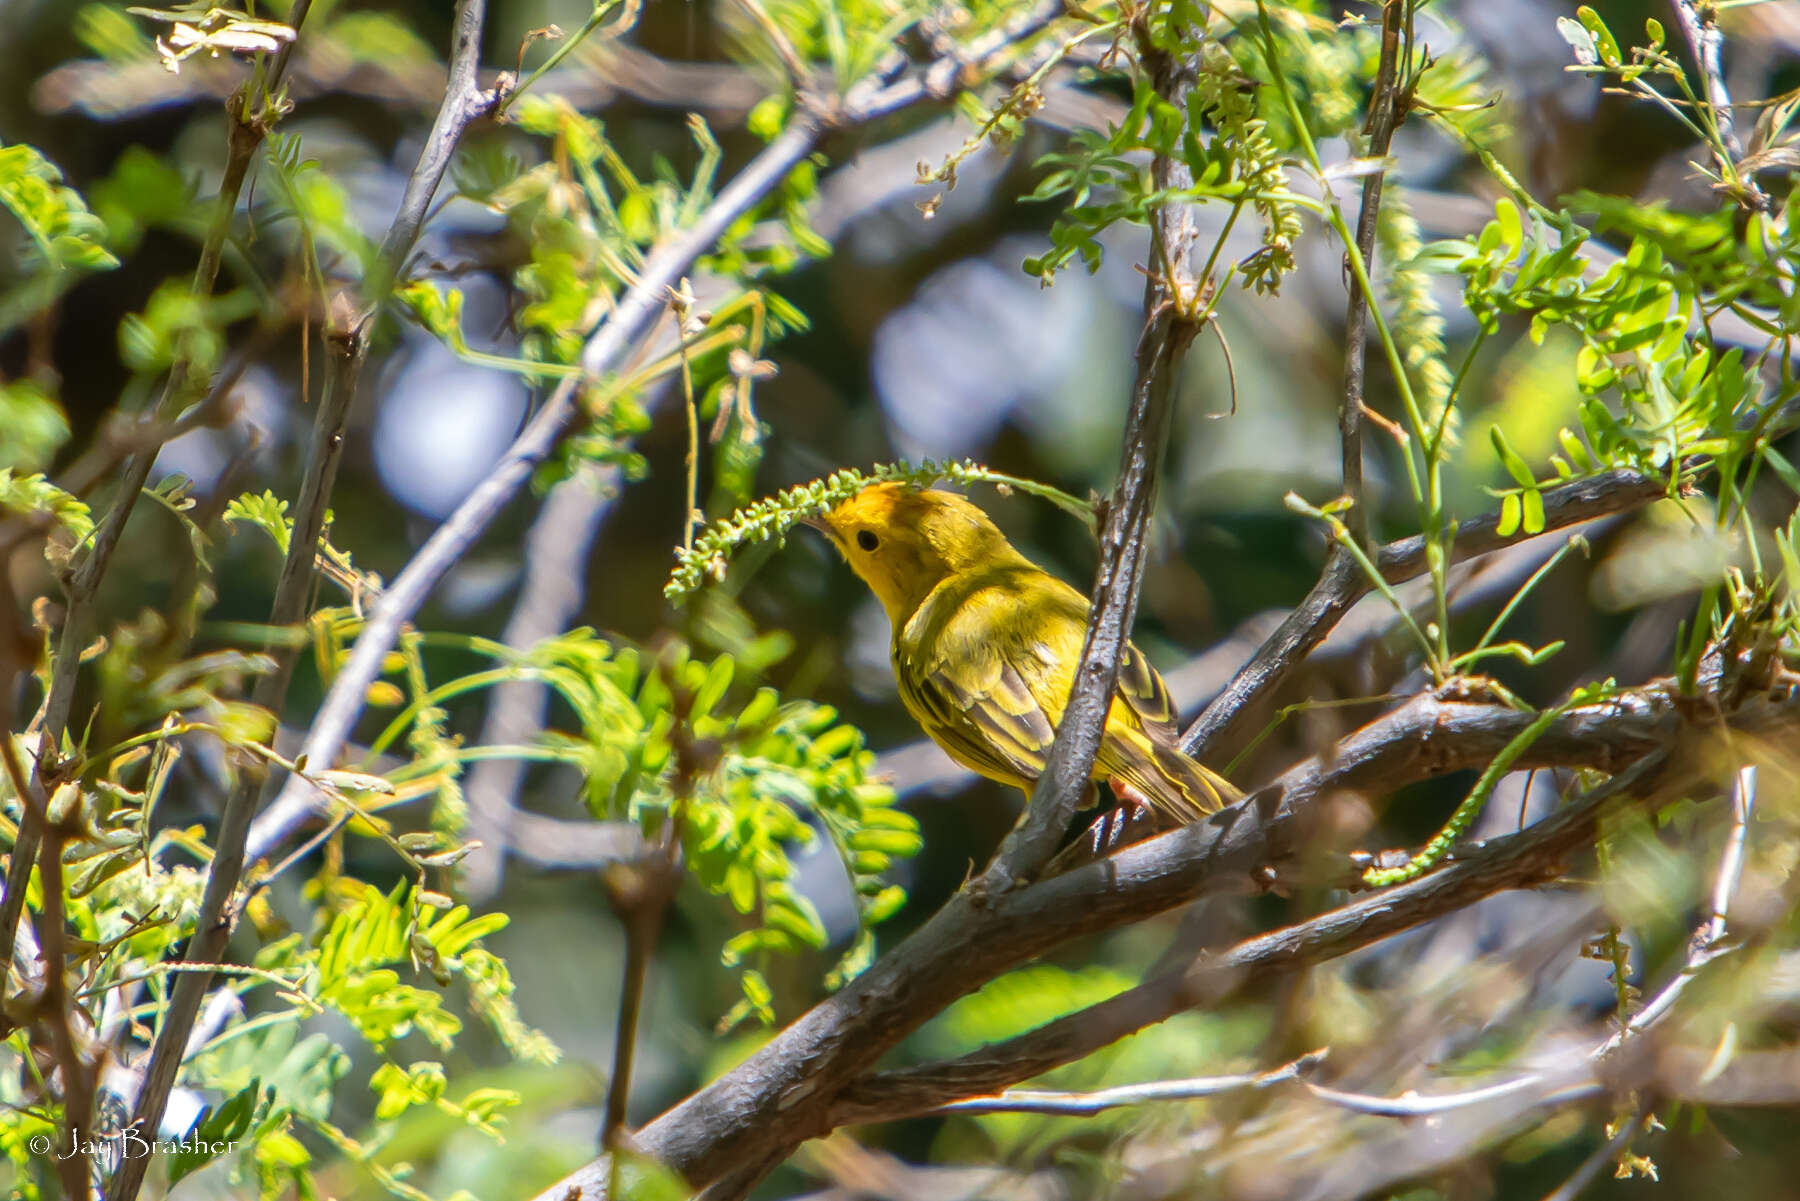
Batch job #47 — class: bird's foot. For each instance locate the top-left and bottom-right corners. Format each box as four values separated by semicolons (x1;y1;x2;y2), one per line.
1108;776;1155;824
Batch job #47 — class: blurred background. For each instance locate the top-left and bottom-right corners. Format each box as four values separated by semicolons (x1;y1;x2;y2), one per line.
5;0;1800;1196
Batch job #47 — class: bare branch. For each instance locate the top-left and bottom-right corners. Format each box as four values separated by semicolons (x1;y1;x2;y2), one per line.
1337;0;1405;548
930;1051;1324;1116
1299;1070;1600;1118
1669;0;1745;163
979;12;1201;893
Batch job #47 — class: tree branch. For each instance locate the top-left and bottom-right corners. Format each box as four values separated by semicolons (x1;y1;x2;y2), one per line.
526;671;1795;1196
1336;0;1404;549
827;739;1689;1127
836;708;1775;1145
979;9;1201;894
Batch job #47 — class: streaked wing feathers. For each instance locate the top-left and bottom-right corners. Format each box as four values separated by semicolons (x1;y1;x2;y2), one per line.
899;644;1054;787
1116;642;1179;736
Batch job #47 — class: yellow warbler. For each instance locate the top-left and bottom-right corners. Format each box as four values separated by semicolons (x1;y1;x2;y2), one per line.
809;482;1238;823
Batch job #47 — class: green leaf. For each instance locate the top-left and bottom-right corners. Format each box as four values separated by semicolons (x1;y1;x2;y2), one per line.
1494;197;1523;259
1497;492;1523;538
1490;426;1537;488
0;381;69;472
0;468;93;541
1576;6;1621;65
223;491;293;554
166;1081;264;1187
1521;487;1546;535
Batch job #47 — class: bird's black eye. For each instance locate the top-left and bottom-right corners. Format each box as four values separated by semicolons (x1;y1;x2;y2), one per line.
856;529;879;551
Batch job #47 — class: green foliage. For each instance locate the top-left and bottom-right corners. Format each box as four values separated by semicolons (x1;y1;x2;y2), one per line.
0;140;118;334
0;468;93;545
164;1081;264;1187
223;490;294;555
119;278;260;381
74;1;154;61
516;631;918;1020
455;100;815;489
90;146;199;254
726;0;921;92
918;963;1266;1159
1362;680;1617;887
318;9;438;67
262;130;377;285
1446;198;1767;482
1023;32;1314;292
0;381;72;472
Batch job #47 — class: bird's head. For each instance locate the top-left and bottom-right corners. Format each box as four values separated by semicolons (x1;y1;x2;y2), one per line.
805;482;1020;625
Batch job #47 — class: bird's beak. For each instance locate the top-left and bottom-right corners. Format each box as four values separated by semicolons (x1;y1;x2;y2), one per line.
796;512;844;556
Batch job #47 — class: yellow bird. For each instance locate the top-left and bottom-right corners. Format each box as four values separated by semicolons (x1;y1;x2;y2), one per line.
808;482;1238;824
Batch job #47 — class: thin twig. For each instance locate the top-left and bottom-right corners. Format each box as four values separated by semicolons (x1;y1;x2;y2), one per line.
1704;763;1755;946
930;1052;1324;1115
599;849;681;1196
1301;1071;1600;1118
1539;1105;1649;1201
1337;0;1405;549
1600;762;1756;1050
1669;0;1744;163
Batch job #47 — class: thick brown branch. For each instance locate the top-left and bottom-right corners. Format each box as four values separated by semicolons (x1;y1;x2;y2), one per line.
827;737;1698;1126
982;13;1200;892
560;674;1797;1193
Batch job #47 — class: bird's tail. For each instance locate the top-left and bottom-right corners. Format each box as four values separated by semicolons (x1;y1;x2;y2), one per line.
1108;731;1241;824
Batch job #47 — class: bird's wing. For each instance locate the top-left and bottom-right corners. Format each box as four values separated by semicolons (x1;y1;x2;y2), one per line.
1114;642;1181;738
897;637;1055;787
